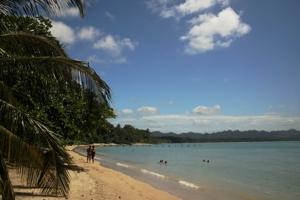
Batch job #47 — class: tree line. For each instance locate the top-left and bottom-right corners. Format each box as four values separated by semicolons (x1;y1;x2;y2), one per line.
150;129;300;143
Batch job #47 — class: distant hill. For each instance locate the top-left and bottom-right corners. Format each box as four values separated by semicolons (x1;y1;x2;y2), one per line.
150;129;300;143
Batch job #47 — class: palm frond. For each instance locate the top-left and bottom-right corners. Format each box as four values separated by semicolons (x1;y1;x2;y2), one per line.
0;99;71;196
0;32;67;57
0;81;16;105
0;56;111;103
0;150;15;200
0;0;84;17
0;124;43;183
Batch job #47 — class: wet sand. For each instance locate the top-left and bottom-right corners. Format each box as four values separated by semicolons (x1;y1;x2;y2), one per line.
10;145;180;200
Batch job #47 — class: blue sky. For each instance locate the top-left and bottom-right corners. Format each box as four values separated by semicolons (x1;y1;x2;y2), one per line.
50;0;300;132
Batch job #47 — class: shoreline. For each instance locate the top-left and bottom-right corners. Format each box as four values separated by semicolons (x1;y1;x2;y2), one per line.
11;145;179;200
11;143;282;200
75;143;274;200
74;144;242;200
74;145;205;200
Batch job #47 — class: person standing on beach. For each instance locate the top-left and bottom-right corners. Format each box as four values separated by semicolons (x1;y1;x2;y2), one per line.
91;145;96;163
87;145;92;163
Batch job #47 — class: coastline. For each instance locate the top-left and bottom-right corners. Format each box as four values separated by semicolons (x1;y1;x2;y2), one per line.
12;143;287;200
11;144;179;200
73;144;243;200
74;143;279;200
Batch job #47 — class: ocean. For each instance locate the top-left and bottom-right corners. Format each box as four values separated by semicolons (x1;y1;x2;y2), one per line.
79;141;300;200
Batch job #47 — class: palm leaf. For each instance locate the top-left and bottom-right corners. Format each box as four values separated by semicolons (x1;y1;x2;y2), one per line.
0;123;70;197
0;99;71;196
0;81;16;105
0;31;111;104
0;124;43;184
0;150;15;200
0;0;84;17
0;32;67;57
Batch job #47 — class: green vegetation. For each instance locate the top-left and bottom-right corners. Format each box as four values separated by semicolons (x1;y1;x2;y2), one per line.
0;1;117;200
151;129;300;143
102;124;152;144
0;15;114;144
0;14;115;143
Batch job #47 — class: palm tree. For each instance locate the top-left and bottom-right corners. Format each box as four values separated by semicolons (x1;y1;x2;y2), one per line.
0;85;73;199
0;0;85;16
0;1;112;200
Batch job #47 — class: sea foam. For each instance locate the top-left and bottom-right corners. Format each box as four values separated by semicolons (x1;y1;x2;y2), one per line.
178;180;200;189
141;169;165;179
116;162;130;168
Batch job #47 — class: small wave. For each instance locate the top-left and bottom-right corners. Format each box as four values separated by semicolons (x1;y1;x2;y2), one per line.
141;169;165;179
116;162;130;168
178;180;200;189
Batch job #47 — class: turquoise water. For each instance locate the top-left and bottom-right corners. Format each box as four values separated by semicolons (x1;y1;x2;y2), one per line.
96;142;300;200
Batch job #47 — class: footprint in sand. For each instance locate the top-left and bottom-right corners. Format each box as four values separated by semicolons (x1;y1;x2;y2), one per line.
130;185;135;190
138;192;144;197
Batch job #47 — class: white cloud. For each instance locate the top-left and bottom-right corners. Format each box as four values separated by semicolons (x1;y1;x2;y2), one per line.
181;7;251;54
120;118;137;124
147;1;251;54
112;113;300;133
87;55;105;64
50;21;75;44
94;35;137;57
94;35;119;55
56;7;80;17
50;21;137;64
105;11;115;21
78;26;101;40
148;0;229;18
137;106;159;115
50;22;101;44
147;0;177;18
175;0;229;17
121;38;136;50
113;57;127;64
87;55;129;65
193;104;221;115
122;109;134;115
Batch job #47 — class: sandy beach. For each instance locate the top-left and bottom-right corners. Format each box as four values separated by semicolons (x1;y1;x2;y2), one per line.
11;145;180;200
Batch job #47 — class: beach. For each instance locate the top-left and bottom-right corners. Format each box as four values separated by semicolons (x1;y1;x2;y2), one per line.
10;142;300;200
10;145;179;200
82;142;300;200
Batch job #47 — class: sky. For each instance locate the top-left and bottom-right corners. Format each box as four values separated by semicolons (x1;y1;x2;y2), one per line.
50;0;300;133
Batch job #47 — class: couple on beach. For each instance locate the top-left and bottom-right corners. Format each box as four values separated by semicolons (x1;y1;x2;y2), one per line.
87;145;96;163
